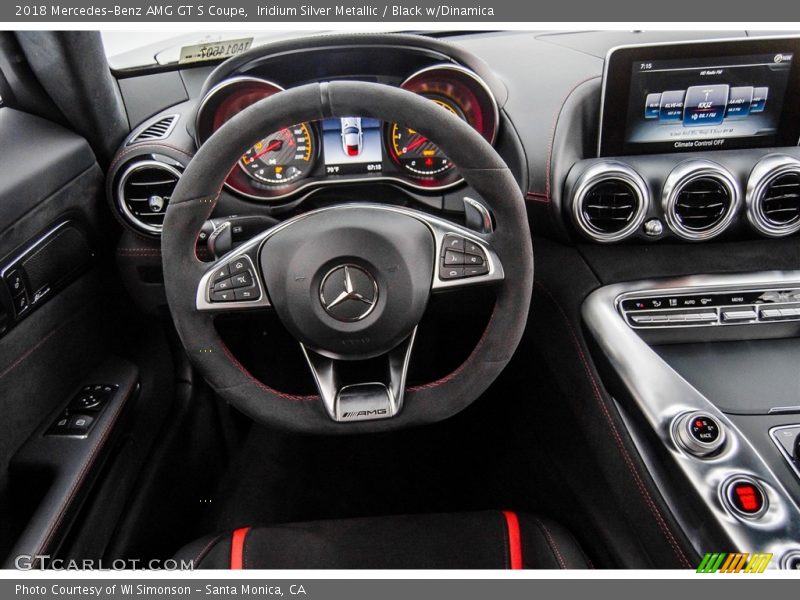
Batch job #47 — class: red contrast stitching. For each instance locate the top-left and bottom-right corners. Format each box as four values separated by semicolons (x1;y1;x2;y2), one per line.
218;338;318;402
407;307;496;393
192;534;225;567
34;384;134;561
526;192;551;204
108;142;194;175
533;281;692;568
533;517;567;569
526;75;601;203
0;327;61;381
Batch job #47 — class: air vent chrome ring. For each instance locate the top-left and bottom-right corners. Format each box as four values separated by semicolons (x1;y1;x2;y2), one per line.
571;161;650;243
116;160;182;236
746;154;800;238
662;159;740;241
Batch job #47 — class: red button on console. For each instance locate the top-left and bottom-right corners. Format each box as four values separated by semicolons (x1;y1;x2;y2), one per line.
726;478;767;518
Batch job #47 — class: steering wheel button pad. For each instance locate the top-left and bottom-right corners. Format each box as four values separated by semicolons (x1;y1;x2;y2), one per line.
439;234;489;279
209;255;260;302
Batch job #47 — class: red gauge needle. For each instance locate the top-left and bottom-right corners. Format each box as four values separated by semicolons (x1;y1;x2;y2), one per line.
246;139;283;163
403;136;428;153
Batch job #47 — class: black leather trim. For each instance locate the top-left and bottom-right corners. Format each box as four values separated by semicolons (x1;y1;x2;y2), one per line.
0;109;95;235
178;511;590;570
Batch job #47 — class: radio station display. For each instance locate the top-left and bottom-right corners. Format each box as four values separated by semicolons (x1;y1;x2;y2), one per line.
599;39;800;156
625;52;792;152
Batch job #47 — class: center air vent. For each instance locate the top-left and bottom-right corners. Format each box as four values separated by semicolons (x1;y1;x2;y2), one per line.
116;160;182;236
746;154;800;238
571;161;649;243
663;160;739;241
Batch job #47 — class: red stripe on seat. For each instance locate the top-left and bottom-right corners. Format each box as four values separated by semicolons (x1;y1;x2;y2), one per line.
230;527;250;569
502;511;523;569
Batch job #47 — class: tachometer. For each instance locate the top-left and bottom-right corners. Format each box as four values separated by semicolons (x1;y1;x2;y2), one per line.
389;98;465;179
239;123;315;185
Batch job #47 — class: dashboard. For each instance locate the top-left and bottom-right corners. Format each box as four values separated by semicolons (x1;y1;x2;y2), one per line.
106;31;800;251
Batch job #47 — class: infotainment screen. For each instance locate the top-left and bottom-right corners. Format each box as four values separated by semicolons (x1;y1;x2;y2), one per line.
599;38;800;156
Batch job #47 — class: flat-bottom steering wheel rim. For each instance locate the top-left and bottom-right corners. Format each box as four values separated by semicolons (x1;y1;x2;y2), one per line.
162;81;533;434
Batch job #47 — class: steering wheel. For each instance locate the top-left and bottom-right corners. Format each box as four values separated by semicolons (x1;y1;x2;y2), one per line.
162;81;532;434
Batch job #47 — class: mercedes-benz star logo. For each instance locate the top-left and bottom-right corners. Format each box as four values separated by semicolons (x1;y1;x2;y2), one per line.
319;264;378;322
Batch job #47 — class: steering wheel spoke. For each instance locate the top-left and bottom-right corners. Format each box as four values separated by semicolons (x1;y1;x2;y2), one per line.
195;251;271;312
300;328;417;422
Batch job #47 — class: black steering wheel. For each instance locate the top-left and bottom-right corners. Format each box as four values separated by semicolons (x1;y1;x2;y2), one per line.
162;81;532;434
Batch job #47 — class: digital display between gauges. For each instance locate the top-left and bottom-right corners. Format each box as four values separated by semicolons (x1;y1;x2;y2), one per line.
389;98;464;179
239;124;316;184
321;117;383;176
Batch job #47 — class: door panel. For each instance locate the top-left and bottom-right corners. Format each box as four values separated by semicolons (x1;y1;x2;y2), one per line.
0;106;123;561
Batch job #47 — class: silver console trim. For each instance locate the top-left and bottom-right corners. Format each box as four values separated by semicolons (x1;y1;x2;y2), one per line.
770;425;800;482
618;286;800;330
583;271;800;567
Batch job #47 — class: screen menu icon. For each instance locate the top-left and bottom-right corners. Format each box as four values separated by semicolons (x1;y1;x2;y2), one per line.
683;84;729;126
643;85;769;126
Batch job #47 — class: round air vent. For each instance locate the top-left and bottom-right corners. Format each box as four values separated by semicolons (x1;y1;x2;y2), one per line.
116;160;182;236
571;161;650;242
746;154;800;238
662;160;740;241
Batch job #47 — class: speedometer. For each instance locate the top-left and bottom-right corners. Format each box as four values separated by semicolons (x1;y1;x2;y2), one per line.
239;123;315;185
389;98;465;179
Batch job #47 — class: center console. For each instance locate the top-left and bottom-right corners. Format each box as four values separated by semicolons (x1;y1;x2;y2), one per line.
583;272;800;570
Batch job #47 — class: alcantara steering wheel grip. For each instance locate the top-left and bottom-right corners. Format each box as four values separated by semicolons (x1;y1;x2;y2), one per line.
162;81;532;434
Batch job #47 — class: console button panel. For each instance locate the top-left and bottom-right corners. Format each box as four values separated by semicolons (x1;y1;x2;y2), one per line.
620;288;800;328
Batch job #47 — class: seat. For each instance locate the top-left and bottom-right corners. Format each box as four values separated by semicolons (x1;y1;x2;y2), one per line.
175;510;591;569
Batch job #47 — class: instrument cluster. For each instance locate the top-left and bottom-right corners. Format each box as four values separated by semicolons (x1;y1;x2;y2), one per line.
194;64;499;201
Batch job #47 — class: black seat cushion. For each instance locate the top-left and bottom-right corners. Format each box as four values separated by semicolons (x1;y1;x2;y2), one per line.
175;511;591;569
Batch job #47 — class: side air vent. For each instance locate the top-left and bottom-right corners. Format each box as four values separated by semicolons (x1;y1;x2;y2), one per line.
663;160;740;241
746;154;800;238
116;160;182;235
571;161;650;242
129;114;179;144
